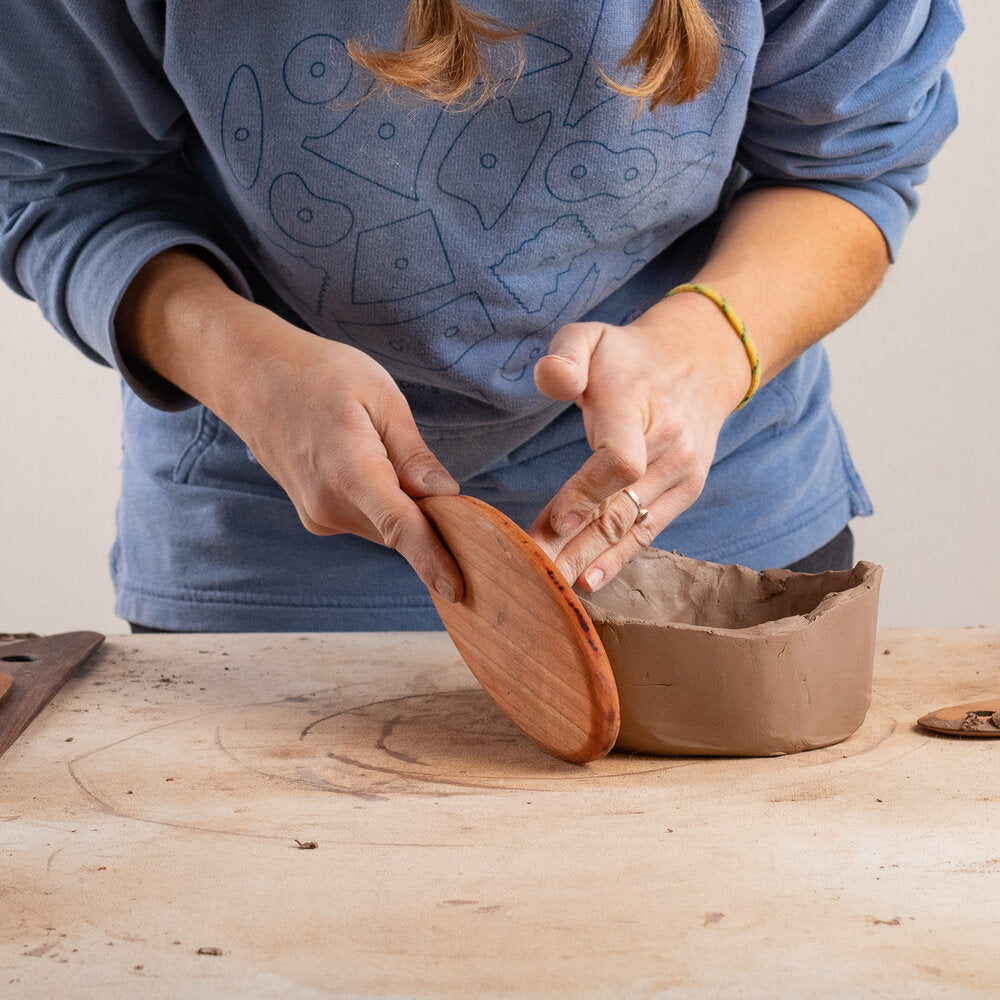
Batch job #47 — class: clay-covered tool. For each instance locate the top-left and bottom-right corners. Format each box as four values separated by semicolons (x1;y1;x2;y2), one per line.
918;698;1000;736
0;631;105;758
417;494;619;764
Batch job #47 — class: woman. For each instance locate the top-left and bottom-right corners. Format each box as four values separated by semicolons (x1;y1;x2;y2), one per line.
0;1;962;630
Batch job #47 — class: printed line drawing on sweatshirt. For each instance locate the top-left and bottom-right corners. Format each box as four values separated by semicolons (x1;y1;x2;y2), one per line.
545;140;657;203
251;224;332;319
621;227;661;259
582;224;661;307
592;253;653;310
283;34;353;105
610;152;715;230
563;0;619;128
221;65;264;190
268;173;353;247
437;100;551;230
503;32;574;120
500;263;600;382
303;94;443;201
519;33;573;78
629;46;747;140
490;214;597;314
336;293;496;371
351;210;455;304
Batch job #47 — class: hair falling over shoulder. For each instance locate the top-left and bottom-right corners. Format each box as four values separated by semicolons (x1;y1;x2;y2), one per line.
346;0;720;113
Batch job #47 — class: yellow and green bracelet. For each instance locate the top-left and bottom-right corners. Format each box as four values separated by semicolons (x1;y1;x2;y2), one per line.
665;282;761;410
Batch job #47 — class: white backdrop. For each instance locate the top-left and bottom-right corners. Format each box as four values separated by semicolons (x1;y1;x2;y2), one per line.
2;2;996;635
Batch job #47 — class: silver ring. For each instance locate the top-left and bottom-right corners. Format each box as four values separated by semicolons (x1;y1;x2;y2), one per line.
624;488;649;524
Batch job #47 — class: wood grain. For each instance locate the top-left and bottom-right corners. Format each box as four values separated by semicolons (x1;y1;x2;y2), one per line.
418;495;619;763
0;672;11;705
0;631;104;758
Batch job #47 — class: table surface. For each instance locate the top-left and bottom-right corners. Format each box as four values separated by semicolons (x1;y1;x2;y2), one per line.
1;628;998;1000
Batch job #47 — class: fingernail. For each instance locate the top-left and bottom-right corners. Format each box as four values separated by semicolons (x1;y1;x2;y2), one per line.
423;469;457;492
555;512;583;537
434;578;457;603
584;568;605;591
540;353;575;365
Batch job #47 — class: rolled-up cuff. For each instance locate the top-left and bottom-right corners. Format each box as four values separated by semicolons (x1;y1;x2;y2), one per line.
66;218;254;410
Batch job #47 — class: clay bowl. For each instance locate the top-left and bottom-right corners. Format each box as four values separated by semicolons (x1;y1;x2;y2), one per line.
578;550;883;757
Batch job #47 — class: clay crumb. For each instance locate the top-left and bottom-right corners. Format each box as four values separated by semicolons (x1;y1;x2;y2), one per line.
960;711;1000;732
703;912;725;927
197;947;223;956
294;839;318;850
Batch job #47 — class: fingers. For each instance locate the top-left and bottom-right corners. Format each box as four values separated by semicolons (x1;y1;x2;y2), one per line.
527;308;731;594
557;478;700;593
567;483;687;593
533;447;709;593
290;386;463;603
349;452;465;604
534;322;650;538
533;322;604;401
297;439;464;603
376;393;460;499
370;392;464;600
541;396;648;541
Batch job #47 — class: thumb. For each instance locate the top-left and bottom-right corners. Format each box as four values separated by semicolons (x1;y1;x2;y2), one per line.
533;322;606;401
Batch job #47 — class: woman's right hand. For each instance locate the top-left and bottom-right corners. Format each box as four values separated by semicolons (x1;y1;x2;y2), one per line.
116;248;464;603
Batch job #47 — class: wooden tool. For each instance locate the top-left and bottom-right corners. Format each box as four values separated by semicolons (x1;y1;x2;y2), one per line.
0;672;11;705
0;631;105;758
917;697;1000;736
417;495;619;764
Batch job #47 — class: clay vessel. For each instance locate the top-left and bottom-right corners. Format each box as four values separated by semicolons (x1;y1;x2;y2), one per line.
578;550;883;756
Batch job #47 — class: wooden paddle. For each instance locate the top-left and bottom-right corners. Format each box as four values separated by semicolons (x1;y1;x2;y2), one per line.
918;697;1000;736
417;495;619;764
0;631;105;758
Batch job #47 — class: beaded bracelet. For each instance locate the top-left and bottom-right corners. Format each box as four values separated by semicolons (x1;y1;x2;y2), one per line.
665;282;761;410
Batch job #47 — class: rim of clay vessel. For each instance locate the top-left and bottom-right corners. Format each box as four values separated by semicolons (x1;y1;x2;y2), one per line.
579;549;882;639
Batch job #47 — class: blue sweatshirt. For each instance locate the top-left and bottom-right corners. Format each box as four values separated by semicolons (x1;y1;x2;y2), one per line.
0;1;962;630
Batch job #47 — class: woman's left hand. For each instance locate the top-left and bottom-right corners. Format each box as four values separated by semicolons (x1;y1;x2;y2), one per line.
528;289;752;592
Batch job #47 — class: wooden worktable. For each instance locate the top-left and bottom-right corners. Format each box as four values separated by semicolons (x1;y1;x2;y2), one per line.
1;629;998;999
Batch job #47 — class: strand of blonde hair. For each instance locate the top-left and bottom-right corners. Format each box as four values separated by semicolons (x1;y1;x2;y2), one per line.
606;0;720;111
347;0;720;113
345;0;525;112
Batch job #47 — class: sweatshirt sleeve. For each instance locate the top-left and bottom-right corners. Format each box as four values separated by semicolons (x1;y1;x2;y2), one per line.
0;0;252;408
738;0;964;259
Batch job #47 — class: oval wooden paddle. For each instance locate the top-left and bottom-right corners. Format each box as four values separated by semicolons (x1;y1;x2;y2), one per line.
417;495;620;764
918;697;1000;736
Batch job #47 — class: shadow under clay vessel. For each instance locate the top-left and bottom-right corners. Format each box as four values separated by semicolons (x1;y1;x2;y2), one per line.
579;550;883;757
